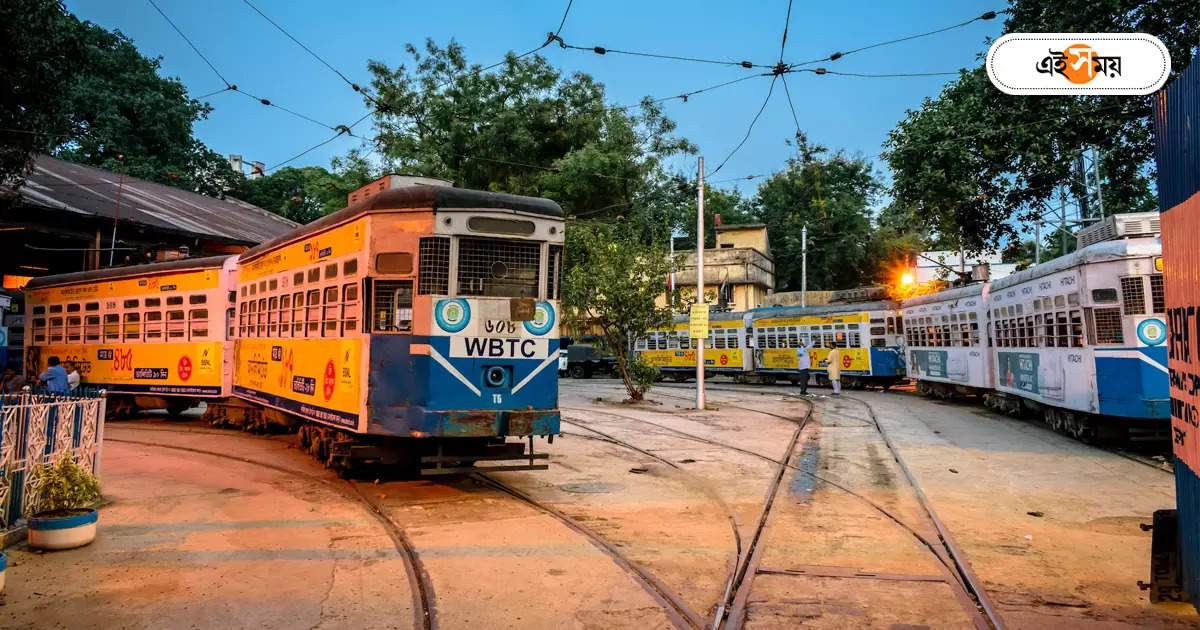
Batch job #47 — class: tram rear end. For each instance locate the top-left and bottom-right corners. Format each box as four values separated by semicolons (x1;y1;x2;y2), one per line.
362;181;563;474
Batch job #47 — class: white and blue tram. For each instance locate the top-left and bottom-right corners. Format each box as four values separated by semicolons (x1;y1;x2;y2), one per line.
983;237;1167;440
902;283;994;398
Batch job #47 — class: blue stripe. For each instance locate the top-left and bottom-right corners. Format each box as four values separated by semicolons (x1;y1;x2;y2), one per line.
29;508;97;530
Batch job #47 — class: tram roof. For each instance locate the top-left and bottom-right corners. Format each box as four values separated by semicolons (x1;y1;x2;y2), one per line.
671;310;747;324
24;255;230;290
901;282;986;309
242;185;564;261
748;300;899;320
990;237;1160;292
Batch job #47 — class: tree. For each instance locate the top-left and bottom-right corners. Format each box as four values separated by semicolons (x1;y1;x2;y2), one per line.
883;0;1198;251
562;221;677;401
748;135;883;291
1;0;239;196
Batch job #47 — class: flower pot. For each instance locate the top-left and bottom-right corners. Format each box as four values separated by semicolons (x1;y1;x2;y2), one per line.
28;508;98;550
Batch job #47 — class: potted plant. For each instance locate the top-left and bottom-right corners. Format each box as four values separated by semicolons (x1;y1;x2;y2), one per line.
28;454;101;550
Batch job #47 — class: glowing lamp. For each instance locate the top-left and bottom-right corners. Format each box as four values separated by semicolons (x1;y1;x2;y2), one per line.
900;273;915;286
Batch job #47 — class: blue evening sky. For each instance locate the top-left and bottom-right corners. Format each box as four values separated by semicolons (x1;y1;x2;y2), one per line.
65;0;1004;196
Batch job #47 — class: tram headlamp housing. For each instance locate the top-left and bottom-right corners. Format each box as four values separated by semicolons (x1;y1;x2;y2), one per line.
484;365;511;388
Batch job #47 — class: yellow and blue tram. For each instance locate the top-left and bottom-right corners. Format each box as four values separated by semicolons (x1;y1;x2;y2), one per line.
24;178;564;474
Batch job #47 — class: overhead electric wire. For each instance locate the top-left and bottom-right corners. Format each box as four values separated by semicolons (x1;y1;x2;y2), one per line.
790;9;1001;68
707;75;779;178
607;73;766;112
196;86;234;99
267;112;371;172
556;39;771;69
820;70;961;77
778;0;794;62
779;74;802;137
145;0;232;88
232;88;335;129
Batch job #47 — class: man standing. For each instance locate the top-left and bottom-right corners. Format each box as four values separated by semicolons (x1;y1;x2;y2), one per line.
38;356;69;395
826;346;842;395
794;339;811;395
65;361;81;392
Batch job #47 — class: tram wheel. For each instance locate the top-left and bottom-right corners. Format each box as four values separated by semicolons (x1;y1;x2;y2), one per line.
671;373;689;383
299;425;312;449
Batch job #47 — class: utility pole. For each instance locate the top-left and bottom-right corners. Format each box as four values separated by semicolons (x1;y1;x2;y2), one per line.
1093;146;1104;219
696;157;706;410
1035;221;1041;264
1059;186;1069;257
109;155;125;267
800;224;807;307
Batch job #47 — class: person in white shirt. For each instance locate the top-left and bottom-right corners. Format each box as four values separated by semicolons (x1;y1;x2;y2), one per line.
65;361;81;393
794;340;811;395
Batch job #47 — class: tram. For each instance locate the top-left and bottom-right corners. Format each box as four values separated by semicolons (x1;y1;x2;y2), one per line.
901;283;994;398
636;311;751;381
24;176;565;475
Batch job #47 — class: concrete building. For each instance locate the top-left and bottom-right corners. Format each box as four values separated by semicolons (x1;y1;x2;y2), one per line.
663;223;775;312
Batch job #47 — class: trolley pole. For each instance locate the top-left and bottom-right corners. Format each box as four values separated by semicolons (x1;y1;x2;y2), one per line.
801;224;807;307
696;157;706;410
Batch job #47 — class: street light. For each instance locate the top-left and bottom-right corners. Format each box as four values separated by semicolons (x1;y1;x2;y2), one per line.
900;272;914;286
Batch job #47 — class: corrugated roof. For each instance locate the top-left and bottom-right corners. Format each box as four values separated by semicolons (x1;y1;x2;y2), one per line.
6;155;299;245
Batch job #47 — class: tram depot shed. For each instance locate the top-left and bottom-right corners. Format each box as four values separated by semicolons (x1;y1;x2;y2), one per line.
0;155;298;283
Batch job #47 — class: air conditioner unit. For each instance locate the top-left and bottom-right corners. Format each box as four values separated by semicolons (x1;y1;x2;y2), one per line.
1076;211;1161;249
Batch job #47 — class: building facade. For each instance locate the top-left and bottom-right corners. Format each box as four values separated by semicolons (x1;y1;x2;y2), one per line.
662;223;775;312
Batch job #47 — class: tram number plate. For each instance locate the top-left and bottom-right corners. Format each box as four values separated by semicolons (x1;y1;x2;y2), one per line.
450;337;549;359
484;320;518;335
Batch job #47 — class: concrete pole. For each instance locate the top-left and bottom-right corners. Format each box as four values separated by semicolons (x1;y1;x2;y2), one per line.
109;170;124;267
1035;221;1041;264
801;224;807;307
696;156;706;410
1059;186;1069;256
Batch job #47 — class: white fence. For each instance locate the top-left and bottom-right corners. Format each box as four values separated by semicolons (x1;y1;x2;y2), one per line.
0;390;105;526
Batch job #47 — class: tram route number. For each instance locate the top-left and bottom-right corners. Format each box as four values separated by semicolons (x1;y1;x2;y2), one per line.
450;337;549;359
484;320;518;335
292;376;317;396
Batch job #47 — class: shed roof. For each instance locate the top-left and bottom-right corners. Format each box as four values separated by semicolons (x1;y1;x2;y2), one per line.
7;155;299;245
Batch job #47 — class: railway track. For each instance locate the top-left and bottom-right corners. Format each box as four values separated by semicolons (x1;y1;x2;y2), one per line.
564;383;1006;629
104;428;437;630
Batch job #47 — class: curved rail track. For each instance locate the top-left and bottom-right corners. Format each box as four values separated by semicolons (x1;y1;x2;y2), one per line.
104;428;437;630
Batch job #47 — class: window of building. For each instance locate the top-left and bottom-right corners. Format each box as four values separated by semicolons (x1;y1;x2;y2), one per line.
145;311;163;339
167;310;186;339
1092;307;1123;344
123;313;140;341
306;289;321;335
372;280;414;332
1121;277;1146;315
1151;274;1165;313
343;283;359;333
190;309;208;339
418;238;451;295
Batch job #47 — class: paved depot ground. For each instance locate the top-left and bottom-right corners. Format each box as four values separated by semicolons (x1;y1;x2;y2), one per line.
0;382;1196;629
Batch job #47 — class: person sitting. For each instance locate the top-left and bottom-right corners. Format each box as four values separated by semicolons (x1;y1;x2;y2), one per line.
38;357;69;395
65;361;81;393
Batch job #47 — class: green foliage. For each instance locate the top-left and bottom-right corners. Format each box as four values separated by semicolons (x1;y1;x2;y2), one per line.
364;39;693;223
38;453;101;513
233;151;376;223
883;0;1198;252
562;221;677;401
1;0;241;196
623;352;660;398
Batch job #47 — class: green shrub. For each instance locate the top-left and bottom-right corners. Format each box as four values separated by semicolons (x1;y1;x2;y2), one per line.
38;453;101;513
625;353;660;398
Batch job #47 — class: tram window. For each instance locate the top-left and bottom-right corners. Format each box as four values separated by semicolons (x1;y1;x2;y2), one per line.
66;316;81;342
323;286;339;335
1043;315;1055;346
886;317;895;334
870;317;885;324
66;303;80;313
871;338;886;347
292;292;305;335
343;259;358;277
268;279;277;292
145;298;161;308
294;272;304;287
49;305;63;315
324;263;338;280
122;313;140;341
238;303;248;337
1025;316;1036;347
788;330;799;347
1120;277;1146;315
372;280;414;332
167;310;186;339
1042;297;1052;311
848;329;861;347
268;297;279;336
167;296;183;306
241;286;247;298
1032;300;1040;312
1068;292;1080;306
279;295;292;337
32;318;46;343
227;307;236;339
1054;312;1069;347
729;332;740;349
306;289;321;335
249;284;257;296
418;237;451;295
245;301;256;337
376;253;413;275
970;323;980;346
307;268;320;283
122;300;137;309
834;332;847;348
1151;275;1165;313
1092;307;1124;344
1069;310;1084;347
343;284;360;333
458;237;540;298
547;244;563;301
257;298;267;336
49;317;63;342
33;306;45;315
870;326;886;335
103;314;119;341
259;281;267;293
895;316;903;334
144;311;163;339
190;309;208;339
81;315;100;342
85;302;99;312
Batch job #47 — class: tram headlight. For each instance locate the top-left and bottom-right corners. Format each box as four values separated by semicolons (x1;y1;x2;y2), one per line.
484;365;511;388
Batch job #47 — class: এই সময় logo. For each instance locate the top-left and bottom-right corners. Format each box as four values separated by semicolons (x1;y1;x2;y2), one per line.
1036;44;1121;84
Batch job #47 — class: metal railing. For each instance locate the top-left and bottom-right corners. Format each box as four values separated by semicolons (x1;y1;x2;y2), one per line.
0;388;106;527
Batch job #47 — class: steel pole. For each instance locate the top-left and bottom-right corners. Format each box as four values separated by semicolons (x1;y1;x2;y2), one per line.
109;171;124;266
801;224;807;307
696;157;705;410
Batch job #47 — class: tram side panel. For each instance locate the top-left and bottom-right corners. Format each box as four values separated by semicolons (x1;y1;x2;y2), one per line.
902;285;994;395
